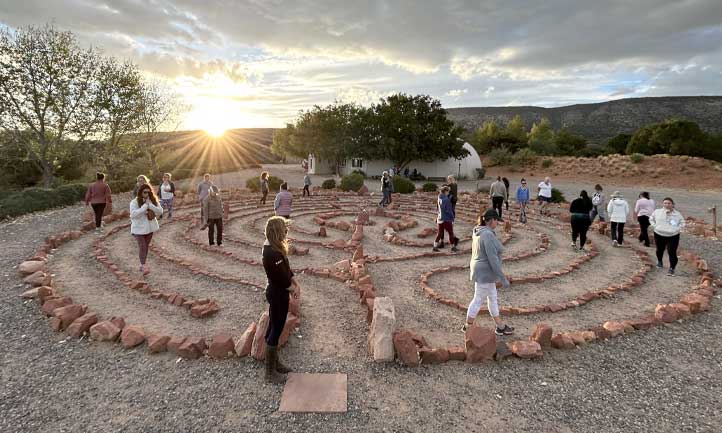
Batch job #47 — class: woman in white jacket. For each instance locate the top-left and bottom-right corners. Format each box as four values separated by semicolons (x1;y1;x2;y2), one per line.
606;191;630;246
649;197;685;276
130;184;163;275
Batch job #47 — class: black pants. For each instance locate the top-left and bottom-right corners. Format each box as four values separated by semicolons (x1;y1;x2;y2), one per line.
571;215;591;248
492;196;504;220
264;289;289;346
637;215;651;246
451;200;457;214
303;185;310;197
261;190;268;204
654;233;679;269
611;222;625;244
91;203;106;228
207;218;223;245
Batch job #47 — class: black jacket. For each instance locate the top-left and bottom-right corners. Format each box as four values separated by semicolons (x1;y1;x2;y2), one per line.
262;243;294;296
569;198;593;215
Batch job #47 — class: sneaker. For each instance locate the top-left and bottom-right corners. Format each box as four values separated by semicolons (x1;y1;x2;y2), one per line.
432;247;439;252
656;261;663;269
461;323;469;333
217;244;223;248
495;325;514;336
451;246;458;253
570;241;577;250
668;268;675;276
612;240;619;247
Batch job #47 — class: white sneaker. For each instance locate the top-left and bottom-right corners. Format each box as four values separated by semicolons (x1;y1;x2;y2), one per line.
612;240;619;247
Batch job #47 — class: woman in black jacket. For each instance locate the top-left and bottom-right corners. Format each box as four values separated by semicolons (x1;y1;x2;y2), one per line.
569;190;593;252
261;216;300;383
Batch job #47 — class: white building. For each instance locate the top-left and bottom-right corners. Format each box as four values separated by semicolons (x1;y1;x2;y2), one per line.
307;142;482;180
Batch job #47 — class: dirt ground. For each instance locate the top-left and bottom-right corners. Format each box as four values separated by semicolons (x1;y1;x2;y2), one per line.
1;164;721;433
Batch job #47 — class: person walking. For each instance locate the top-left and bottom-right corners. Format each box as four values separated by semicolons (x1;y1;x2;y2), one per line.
260;172;270;205
464;208;514;336
537;177;552;216
502;177;510;211
129;184;163;276
262;216;300;383
274;182;293;219
516;178;530;224
84;172;113;231
379;171;392;207
197;173;213;219
607;191;630;246
433;186;459;252
446;175;458;214
569;190;593;252
634;192;655;247
489;176;507;220
650;197;685;276
202;186;224;247
132;174;150;196
302;173;311;197
157;173;176;220
590;184;607;223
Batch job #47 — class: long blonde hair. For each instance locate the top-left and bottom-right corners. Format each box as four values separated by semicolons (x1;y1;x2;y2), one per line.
265;216;289;256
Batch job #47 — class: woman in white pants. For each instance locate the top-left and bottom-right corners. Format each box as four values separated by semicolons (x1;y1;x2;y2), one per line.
464;208;514;336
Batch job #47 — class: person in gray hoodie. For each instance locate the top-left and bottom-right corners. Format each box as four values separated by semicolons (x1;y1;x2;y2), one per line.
463;208;514;336
489;176;507;220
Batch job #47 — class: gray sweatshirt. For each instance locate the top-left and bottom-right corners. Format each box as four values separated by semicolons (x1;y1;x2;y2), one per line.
469;225;509;287
490;181;507;198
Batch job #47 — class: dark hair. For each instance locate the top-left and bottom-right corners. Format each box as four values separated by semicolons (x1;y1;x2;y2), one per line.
640;191;650;199
663;197;674;205
135;183;159;207
502;177;509;187
440;186;450;194
280;182;288;190
520;178;526;183
96;172;105;181
580;190;589;200
496;176;501;181
595;184;602;191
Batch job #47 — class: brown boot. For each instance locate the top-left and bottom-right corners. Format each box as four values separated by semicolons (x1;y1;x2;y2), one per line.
275;347;292;374
264;345;285;384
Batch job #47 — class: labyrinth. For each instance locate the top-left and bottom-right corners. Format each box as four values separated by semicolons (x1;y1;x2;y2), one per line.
17;188;717;365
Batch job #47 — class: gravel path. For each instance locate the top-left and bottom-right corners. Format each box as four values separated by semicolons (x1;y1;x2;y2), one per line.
1;191;721;433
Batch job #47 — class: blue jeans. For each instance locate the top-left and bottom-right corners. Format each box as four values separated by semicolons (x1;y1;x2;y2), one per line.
160;198;174;218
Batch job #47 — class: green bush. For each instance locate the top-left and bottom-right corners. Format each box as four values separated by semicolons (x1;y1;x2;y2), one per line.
487;148;512;166
246;175;284;193
541;158;553;168
629;153;644;164
551;187;566;203
511;148;537;167
607;133;632;154
475;167;486;179
393;176;416;194
422;182;438;192
321;179;336;189
339;173;365;192
107;178;137;193
0;183;87;219
350;169;366;177
575;146;611;157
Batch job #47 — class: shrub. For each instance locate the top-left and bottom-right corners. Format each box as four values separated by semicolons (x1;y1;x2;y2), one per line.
511;148;537;167
350;169;366;177
392;176;416;194
246;175;284;193
629;153;644;164
422;182;438;192
607;133;632;154
321;179;336;189
475;167;486;179
575;146;611;157
339;173;365;192
541;158;553;168
487;148;512;166
551;187;566;203
107;178;137;193
0;183;87;220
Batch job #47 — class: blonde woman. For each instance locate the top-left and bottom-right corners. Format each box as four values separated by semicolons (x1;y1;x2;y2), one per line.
131;174;150;196
262;216;300;383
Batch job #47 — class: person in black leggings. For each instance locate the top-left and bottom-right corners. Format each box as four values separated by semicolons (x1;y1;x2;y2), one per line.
261;216;300;383
569;190;593;252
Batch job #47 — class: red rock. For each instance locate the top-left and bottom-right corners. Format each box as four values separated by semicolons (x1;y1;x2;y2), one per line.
464;326;497;362
41;297;73;316
530;323;553;347
52;304;87;330
602;321;626;337
419;348;450;364
318;227;327;237
654;304;679;323
147;335;171;353
590;326;611;340
20;287;40;299
120;325;145;348
110;317;126;330
551;333;576;349
234;322;257;357
352;246;364;262
208;334;235;359
680;293;710;313
335;220;351;231
36;286;55;304
18;260;45;275
393;330;420;367
288;296;300;316
448;346;467;361
23;271;51;287
178;337;206;359
190;300;220;318
251;311;270;360
566;332;587;345
581;331;597;342
89;321;121;342
167;336;187;354
510;340;543;359
357;185;369;195
627;316;657;330
279;314;301;346
494;342;514;361
670;303;691;319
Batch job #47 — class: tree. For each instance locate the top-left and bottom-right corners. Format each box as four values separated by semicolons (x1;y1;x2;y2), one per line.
527;118;556;155
502;114;528;151
554;128;587;155
470;120;501;154
607;133;631;154
271;124;295;163
365;93;467;169
0;25;104;186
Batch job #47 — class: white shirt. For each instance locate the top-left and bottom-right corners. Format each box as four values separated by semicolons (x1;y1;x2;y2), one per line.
650;208;685;237
606;198;630;223
538;181;552;198
129;199;163;235
160;182;174;200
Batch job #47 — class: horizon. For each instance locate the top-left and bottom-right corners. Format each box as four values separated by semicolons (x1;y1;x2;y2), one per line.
2;1;721;132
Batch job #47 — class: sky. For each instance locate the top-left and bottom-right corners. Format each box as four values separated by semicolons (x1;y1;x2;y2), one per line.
1;0;721;132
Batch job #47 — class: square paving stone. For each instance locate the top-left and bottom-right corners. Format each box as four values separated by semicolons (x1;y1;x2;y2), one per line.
279;373;347;413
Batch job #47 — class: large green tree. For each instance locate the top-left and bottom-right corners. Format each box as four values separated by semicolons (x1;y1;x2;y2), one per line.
554;128;587;156
527;117;556;155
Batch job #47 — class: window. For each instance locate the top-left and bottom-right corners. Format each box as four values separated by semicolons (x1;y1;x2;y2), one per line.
351;158;364;168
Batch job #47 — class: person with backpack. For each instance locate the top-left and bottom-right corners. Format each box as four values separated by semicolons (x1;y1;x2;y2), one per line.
650;197;685;276
489;176;507;220
464;208;514;336
590;184;607;223
84;172;113;231
445;175;459;213
274;182;293;219
433;186;459;252
607;191;630;246
516;178;530;224
157;173;176;220
569;190;593;252
634;192;655;247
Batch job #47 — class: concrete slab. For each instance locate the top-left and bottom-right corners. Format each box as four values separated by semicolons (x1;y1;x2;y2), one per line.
279;373;348;413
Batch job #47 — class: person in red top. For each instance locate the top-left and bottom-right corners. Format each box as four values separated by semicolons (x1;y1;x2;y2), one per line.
85;172;112;230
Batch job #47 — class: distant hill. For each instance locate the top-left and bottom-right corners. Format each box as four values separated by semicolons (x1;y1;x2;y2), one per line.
446;96;722;144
